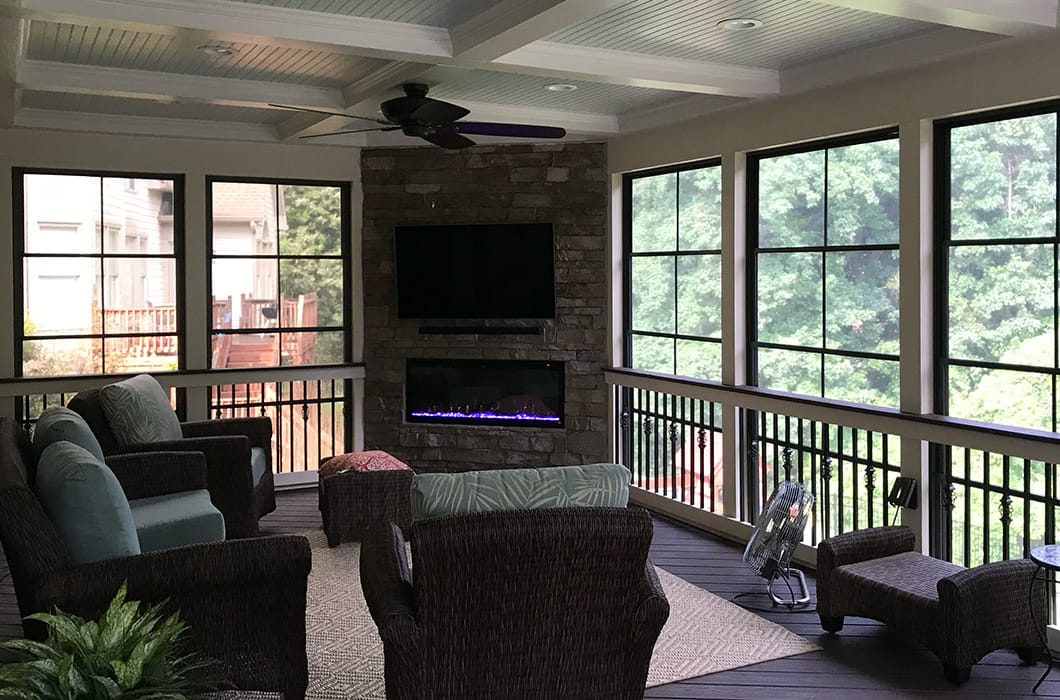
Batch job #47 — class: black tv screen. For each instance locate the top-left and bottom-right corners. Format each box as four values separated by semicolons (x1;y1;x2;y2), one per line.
395;223;556;319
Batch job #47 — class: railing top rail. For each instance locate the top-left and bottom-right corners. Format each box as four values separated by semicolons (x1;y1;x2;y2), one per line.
606;367;1060;463
0;363;367;396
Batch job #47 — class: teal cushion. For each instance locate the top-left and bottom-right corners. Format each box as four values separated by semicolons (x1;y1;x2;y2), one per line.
410;463;631;521
129;490;225;553
33;406;105;463
35;441;141;564
99;374;183;445
250;446;268;486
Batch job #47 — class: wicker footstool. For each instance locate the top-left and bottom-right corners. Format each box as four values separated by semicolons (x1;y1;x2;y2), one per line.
318;451;413;548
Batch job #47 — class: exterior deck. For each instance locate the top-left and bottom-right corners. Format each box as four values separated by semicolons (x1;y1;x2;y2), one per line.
0;488;1052;697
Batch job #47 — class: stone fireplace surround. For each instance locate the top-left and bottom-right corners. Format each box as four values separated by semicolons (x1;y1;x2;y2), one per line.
361;142;609;472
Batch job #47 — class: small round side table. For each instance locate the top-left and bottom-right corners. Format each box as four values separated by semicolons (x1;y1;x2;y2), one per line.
1030;545;1060;693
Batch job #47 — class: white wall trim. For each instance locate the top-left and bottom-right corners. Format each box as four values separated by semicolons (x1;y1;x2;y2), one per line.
15;107;280;142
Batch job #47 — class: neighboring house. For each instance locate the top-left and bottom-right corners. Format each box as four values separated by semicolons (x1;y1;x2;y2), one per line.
22;174;174;335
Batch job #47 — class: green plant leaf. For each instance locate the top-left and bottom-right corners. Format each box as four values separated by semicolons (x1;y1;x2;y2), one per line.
90;675;122;699
0;688;42;700
0;638;60;661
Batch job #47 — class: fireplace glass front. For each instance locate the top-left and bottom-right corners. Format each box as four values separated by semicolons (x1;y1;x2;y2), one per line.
405;358;564;428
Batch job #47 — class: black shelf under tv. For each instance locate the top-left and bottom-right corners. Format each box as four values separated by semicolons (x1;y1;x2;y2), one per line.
418;325;542;336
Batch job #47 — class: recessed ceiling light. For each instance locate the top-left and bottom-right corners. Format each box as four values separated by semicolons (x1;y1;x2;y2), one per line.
198;44;237;56
545;83;578;92
717;17;763;30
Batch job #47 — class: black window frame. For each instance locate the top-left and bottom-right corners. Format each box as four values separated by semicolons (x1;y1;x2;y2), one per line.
205;175;353;367
746;127;901;403
622;157;724;375
13;167;186;377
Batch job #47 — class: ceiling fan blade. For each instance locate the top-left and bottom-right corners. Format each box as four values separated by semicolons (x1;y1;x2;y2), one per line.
299;126;401;139
454;122;566;139
408;98;470;124
268;103;380;123
422;130;476;150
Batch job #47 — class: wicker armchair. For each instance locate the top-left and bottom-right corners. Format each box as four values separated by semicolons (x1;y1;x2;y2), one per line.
69;386;275;538
817;525;1045;683
0;418;310;699
360;506;669;700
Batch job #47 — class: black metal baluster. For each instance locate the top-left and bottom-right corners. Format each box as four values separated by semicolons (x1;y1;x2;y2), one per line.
881;433;890;528
678;395;687;505
302;380;310;474
837;426;846;534
707;401;716;512
1023;457;1032;558
982;451;991;565
822;453;833;539
810;420;819;544
1001;454;1012;562
960;448;970;567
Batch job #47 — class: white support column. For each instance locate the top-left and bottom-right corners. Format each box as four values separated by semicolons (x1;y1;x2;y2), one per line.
183;169;210;421
607;173;624;462
0;161;15;418
898;119;935;552
721;151;748;519
348;175;365;451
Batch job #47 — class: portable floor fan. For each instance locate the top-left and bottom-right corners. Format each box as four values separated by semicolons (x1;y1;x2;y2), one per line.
743;452;815;608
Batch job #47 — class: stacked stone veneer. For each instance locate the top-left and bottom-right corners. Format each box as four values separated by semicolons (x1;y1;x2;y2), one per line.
361;142;609;472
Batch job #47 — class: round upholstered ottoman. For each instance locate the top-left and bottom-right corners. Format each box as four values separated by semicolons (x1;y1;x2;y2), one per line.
318;451;413;547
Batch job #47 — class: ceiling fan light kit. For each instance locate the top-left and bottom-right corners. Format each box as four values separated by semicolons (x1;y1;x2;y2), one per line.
271;83;567;149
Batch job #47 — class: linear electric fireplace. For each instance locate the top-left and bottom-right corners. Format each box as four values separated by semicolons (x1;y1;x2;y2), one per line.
406;358;564;428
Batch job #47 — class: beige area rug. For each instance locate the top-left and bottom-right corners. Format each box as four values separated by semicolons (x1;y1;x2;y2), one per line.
245;531;819;698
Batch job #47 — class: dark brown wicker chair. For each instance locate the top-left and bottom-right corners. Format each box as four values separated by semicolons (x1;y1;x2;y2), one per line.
69;386;276;538
360;506;669;700
0;418;310;699
817;525;1046;684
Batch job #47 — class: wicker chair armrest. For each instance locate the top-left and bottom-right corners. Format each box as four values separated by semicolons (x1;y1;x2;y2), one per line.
360;521;414;624
937;558;1046;668
818;526;916;574
181;418;272;451
107;451;208;500
360;521;419;700
113;435;255;537
35;535;311;611
631;561;670;681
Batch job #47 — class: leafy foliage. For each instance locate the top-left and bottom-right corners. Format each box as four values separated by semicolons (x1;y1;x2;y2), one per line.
0;583;218;699
279;185;345;364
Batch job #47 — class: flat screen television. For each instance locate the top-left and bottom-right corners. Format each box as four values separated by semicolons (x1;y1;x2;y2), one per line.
395;222;556;319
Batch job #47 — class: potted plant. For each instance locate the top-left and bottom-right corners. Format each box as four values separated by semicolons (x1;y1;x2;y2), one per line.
0;582;220;699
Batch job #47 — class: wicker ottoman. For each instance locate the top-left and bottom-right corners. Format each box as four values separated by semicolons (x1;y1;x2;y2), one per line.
318;451;413;548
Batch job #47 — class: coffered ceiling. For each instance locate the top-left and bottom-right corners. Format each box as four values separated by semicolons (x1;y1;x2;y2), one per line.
0;0;1056;147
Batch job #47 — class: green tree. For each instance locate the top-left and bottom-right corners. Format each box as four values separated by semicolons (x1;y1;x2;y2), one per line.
279;185;345;364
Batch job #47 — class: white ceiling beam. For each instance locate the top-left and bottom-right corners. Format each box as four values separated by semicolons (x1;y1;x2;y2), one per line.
13;0;453;62
449;0;628;61
442;99;618;135
782;26;1002;94
15;107;279;142
17;59;344;110
493;42;779;98
813;0;1057;36
0;17;26;127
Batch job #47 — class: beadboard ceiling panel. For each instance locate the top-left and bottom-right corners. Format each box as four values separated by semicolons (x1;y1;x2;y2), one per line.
26;20;388;87
546;0;935;68
20;90;289;123
423;67;727;116
226;0;499;27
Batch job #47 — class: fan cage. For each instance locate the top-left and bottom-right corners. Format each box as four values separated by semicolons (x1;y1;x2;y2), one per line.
743;480;815;576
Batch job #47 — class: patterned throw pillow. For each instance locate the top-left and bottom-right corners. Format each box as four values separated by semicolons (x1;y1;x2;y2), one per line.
98;374;183;446
319;450;411;477
33;406;106;463
410;463;631;521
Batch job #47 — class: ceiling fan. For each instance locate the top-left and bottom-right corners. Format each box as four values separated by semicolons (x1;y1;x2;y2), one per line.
270;83;567;149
